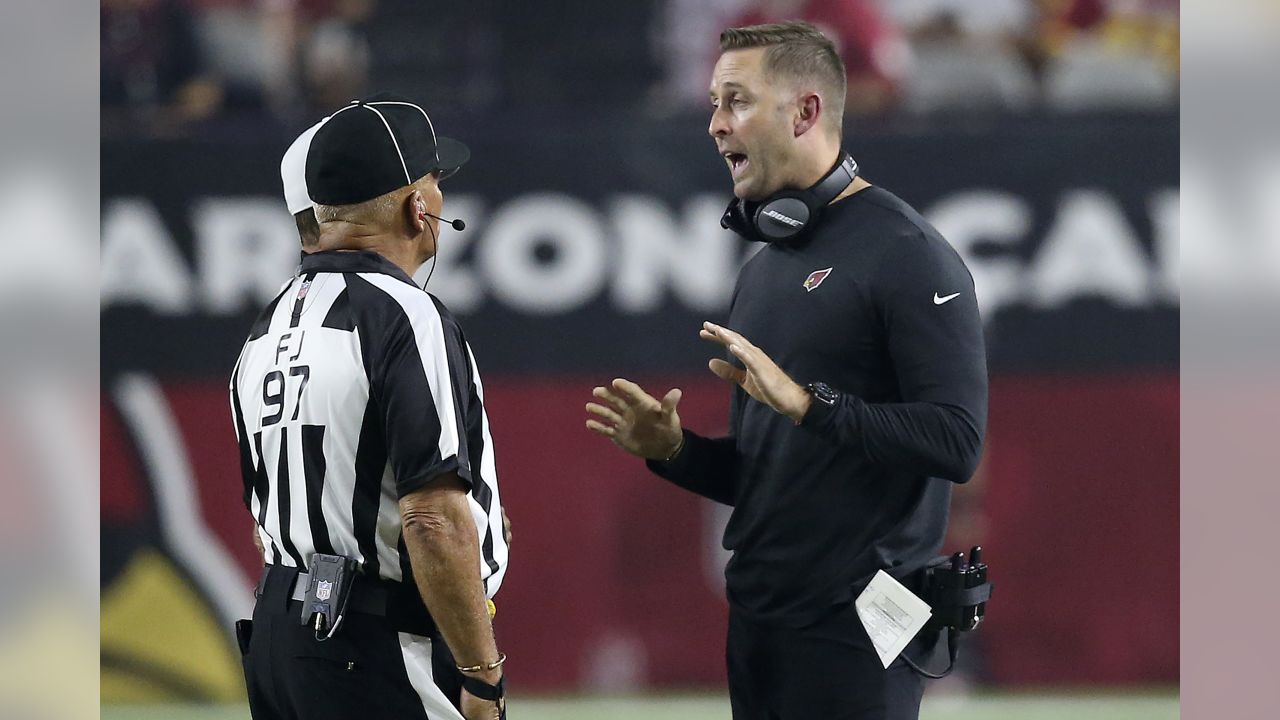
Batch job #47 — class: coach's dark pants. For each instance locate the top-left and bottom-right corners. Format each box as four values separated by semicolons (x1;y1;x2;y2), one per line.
239;567;464;720
727;604;932;720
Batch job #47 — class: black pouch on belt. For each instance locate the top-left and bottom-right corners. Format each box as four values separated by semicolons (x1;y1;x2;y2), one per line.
234;619;253;655
300;553;358;638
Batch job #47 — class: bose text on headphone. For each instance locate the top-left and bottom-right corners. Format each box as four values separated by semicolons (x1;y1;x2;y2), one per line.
720;152;859;244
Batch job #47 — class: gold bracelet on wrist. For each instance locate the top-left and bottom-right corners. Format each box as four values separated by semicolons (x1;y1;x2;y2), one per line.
456;651;506;675
662;435;686;463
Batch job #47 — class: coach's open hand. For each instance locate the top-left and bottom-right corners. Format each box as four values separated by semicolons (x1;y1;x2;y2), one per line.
586;379;684;460
701;322;811;422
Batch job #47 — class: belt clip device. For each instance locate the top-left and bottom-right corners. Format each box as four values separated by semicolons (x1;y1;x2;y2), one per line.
903;546;994;679
300;553;358;641
922;545;992;633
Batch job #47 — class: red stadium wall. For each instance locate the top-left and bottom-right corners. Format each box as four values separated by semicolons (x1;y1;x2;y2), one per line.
980;374;1179;684
101;372;1178;692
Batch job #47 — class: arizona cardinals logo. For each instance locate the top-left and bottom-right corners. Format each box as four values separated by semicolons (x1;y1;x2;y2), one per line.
802;267;833;292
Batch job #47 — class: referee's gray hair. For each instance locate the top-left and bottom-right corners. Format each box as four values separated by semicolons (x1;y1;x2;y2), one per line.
314;184;410;226
720;20;847;133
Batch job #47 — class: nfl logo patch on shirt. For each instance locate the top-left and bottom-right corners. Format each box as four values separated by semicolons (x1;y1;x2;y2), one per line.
803;267;833;292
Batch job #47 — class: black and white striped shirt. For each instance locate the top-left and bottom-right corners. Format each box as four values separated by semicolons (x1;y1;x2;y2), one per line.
229;250;508;605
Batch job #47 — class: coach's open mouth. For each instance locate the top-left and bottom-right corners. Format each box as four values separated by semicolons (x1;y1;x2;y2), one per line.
723;151;749;179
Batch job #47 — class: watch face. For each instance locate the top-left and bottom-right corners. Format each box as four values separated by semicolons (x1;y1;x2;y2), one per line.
808;382;839;406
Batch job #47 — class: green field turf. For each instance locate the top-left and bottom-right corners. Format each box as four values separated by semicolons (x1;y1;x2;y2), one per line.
104;690;1178;720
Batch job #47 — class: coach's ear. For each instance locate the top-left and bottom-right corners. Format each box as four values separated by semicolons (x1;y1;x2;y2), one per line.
794;91;822;137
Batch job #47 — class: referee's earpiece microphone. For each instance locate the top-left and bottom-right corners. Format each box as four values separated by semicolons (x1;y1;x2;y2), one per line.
421;210;466;232
721;151;858;245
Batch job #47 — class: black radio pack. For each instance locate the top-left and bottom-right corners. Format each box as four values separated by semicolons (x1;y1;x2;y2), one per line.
903;546;993;679
922;546;992;632
300;553;359;640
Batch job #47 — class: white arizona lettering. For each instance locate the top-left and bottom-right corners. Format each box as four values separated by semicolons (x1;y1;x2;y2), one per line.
480;193;607;314
195;198;299;313
101;199;194;313
610;194;738;313
926;191;1029;317
1029;191;1152;308
101;188;1191;318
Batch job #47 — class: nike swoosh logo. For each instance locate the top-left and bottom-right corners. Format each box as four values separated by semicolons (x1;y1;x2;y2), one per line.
933;292;961;305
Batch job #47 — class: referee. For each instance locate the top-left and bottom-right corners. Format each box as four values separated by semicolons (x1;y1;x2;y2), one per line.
275;102;515;715
586;22;987;720
231;97;509;720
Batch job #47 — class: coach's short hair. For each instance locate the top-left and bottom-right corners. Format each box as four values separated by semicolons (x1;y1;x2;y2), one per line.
720;20;847;133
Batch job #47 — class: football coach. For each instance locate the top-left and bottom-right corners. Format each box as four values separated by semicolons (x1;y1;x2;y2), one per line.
585;21;988;720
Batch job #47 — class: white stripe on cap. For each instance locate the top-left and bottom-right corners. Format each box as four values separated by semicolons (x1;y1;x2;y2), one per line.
360;104;413;186
329;100;363;118
367;101;441;165
280;117;328;214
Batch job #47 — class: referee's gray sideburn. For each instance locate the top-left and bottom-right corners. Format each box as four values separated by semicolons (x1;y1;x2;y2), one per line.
295;208;321;248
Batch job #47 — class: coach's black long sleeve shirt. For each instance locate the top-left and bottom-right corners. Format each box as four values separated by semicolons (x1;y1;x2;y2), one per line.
649;186;988;627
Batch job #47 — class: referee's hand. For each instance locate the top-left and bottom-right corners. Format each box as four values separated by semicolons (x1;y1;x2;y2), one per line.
586;378;684;460
460;686;504;720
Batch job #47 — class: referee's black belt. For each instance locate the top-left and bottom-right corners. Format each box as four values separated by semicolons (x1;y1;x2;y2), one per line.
255;563;387;617
255;563;439;637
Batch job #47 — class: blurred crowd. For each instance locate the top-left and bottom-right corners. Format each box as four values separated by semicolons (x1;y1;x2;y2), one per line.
102;0;376;135
655;0;1178;116
101;0;1179;137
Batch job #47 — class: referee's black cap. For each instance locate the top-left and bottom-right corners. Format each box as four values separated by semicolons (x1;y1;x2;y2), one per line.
305;93;470;206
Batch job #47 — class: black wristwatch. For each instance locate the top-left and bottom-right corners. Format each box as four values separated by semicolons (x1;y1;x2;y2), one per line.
805;382;840;407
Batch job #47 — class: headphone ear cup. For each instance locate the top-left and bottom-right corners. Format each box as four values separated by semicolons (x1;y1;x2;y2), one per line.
723;153;853;245
721;198;765;242
752;192;814;243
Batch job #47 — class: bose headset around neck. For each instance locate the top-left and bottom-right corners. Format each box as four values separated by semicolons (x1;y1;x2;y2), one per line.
720;151;859;245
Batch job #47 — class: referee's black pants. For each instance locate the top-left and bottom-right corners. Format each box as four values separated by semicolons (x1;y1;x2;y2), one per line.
238;567;465;720
726;604;932;720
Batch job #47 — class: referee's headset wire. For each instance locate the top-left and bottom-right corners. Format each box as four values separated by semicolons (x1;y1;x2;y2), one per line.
315;612;344;642
422;211;439;289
